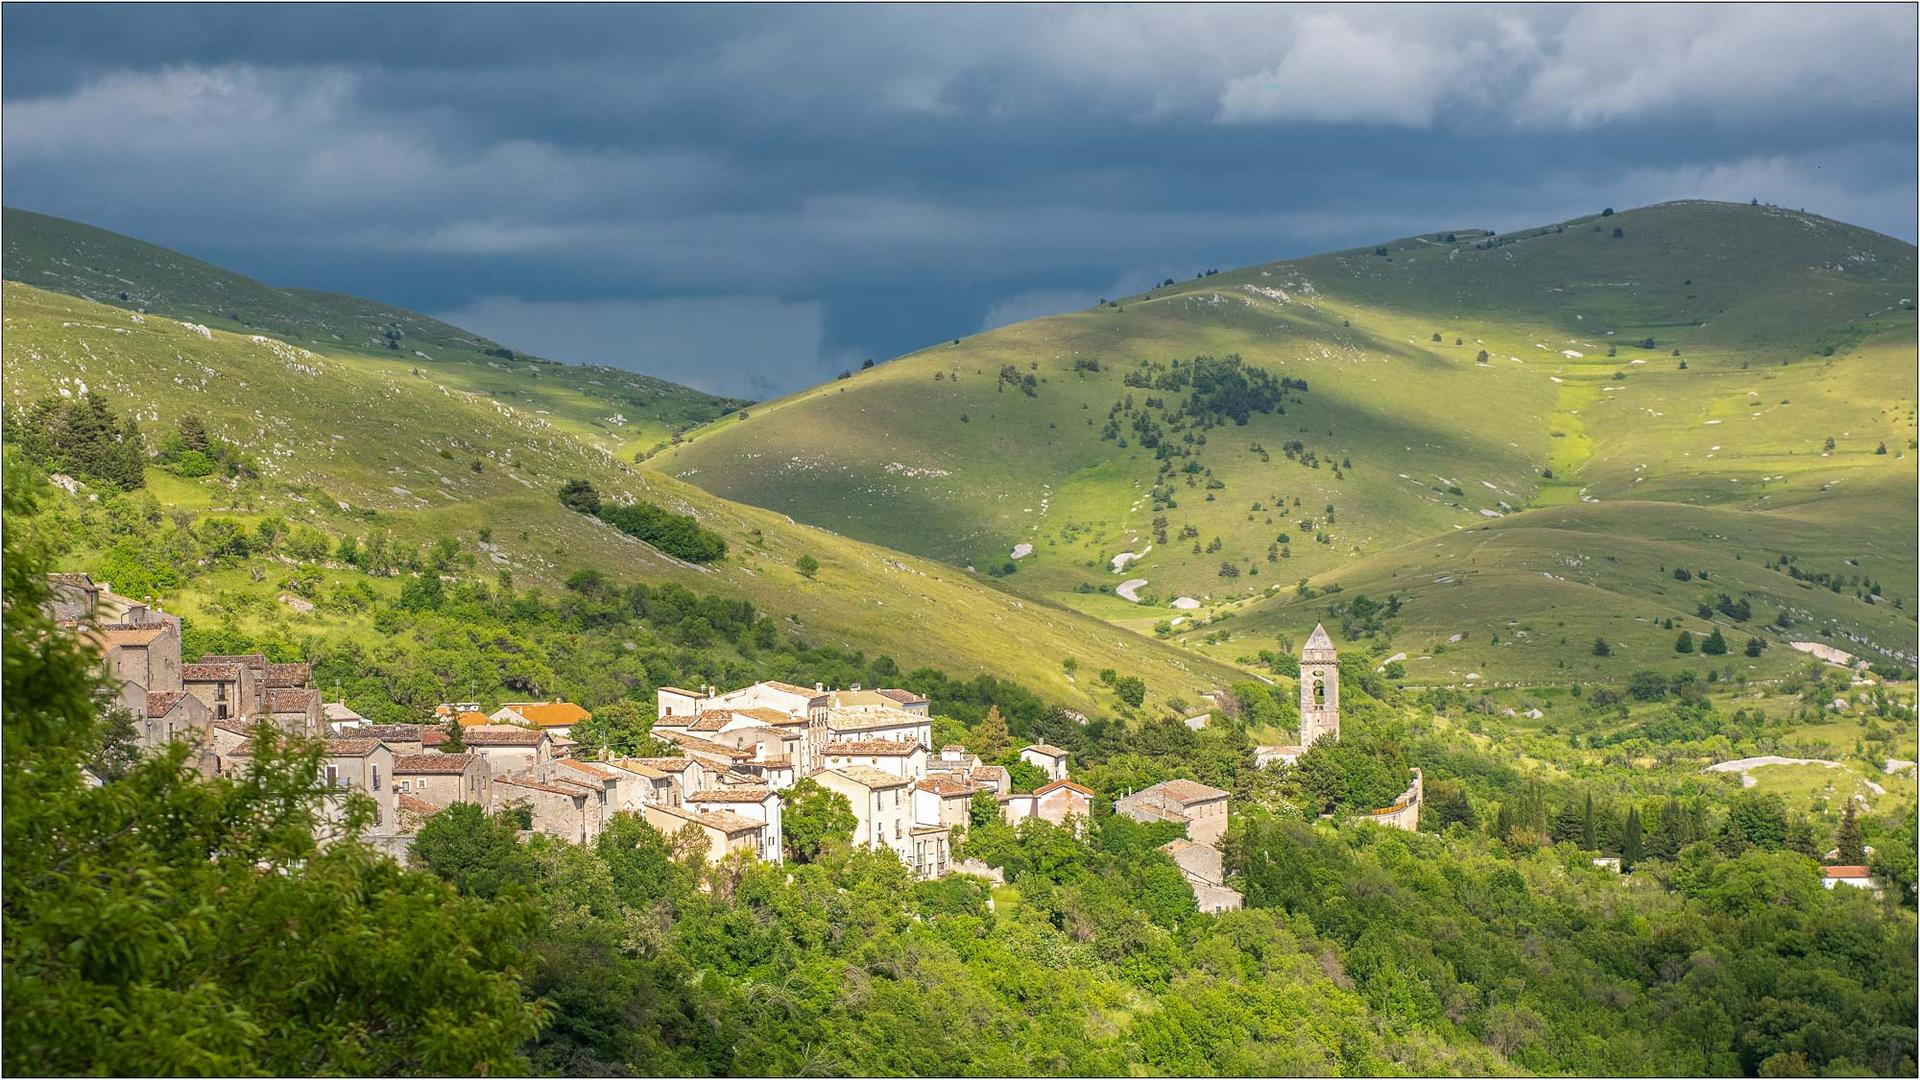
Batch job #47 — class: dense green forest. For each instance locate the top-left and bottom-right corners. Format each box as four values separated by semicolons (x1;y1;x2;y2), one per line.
4;459;1915;1077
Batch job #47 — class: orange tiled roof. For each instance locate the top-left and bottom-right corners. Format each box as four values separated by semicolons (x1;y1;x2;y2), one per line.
456;710;492;727
183;662;241;681
1035;779;1094;798
506;701;591;728
394;753;475;774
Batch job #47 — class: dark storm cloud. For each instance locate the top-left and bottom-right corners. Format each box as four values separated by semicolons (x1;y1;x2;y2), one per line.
4;4;1913;398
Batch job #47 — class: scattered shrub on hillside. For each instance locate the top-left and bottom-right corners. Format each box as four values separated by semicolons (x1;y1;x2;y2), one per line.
1591;637;1612;657
557;479;725;563
6;393;147;491
795;554;819;579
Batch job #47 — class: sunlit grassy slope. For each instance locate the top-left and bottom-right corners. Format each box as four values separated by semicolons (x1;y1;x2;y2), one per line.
2;208;747;456
3;281;1247;711
657;201;1918;681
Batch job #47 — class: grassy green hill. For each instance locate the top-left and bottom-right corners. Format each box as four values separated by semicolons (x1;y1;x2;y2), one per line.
3;208;747;457
2;280;1246;711
655;201;1918;682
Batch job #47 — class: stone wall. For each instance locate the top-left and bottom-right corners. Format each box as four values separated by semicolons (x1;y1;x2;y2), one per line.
1364;768;1423;832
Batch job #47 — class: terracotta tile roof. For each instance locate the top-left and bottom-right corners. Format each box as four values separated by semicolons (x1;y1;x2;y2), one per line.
462;727;548;747
742;755;793;768
546;777;605;796
688;712;732;732
49;572;99;589
628;756;695;772
877;688;928;705
397;793;442;817
266;688;318;713
212;719;253;737
825;764;911;790
691;808;764;833
455;710;492;727
826;705;927;731
916;777;977;797
93;625;171;648
685;787;775;803
554;759;617;781
200;653;268;671
421;730;448;747
144;690;189;716
496;777;586;799
183;662;241;681
759;680;829;700
323;738;384;757
1140;779;1229;805
661;732;749;759
1023;743;1070;758
657;686;704;697
731;707;800;724
264;662;311;687
1035;779;1094;798
606;760;670;780
825;738;923;757
503;701;591;728
360;724;424;741
395;753;476;774
1825;865;1873;878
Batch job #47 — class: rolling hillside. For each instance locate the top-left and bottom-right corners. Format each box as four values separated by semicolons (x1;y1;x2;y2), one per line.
2;208;747;457
656;201;1919;681
1;277;1247;713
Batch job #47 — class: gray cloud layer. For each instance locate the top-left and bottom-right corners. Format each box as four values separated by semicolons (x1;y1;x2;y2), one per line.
4;4;1913;397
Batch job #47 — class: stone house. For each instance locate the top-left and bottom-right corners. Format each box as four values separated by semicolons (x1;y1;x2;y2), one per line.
914;776;977;837
363;724;429;754
459;726;554;773
183;661;257;724
642;802;767;865
227;736;396;836
969;764;1010;796
828;686;930;716
266;687;323;738
1116;779;1231;846
594;758;680;811
139;690;213;754
495;777;601;844
1824;866;1882;896
684;786;784;863
1030;778;1094;828
541;758;626;828
908;825;952;879
825;705;932;749
393;751;492;808
815;765;915;863
821;738;927;781
1160;838;1243;913
626;755;706;795
198;653;273;716
1019;743;1071;781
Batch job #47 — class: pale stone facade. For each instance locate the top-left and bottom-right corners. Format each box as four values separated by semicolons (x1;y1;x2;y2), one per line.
1115;779;1230;846
394;752;494;808
1298;623;1340;748
1019;744;1071;780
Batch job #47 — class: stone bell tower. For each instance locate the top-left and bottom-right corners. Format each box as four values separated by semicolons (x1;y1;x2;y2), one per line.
1298;623;1340;748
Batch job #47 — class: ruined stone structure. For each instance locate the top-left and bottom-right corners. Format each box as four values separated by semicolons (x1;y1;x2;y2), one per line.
1298;622;1341;748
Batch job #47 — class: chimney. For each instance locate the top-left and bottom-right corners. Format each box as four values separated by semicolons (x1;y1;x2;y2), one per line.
815;682;824;692
851;683;861;692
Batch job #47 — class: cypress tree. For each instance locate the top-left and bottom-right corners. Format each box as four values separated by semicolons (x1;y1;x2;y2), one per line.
1835;799;1867;864
1623;806;1643;869
1582;791;1596;851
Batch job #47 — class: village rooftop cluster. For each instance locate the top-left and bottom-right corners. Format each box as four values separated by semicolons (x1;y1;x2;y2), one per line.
56;570;1453;903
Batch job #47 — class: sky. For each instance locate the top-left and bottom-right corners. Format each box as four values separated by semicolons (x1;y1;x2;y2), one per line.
4;4;1915;399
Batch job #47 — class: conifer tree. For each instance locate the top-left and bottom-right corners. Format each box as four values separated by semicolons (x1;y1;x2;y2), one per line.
1622;806;1644;869
1834;799;1867;864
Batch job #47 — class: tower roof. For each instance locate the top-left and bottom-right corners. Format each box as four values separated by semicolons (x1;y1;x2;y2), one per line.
1304;623;1335;652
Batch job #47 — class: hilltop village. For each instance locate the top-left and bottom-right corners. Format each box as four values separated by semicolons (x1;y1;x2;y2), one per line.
50;570;1420;907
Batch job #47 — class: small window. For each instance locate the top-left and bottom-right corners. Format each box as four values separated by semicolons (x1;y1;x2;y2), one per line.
325;765;339;787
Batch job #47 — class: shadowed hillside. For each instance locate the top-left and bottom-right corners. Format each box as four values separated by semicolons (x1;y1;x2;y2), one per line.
656;201;1918;681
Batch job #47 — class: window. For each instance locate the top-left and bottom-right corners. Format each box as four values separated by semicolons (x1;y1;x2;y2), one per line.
216;703;228;720
371;764;381;792
325;765;339;787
